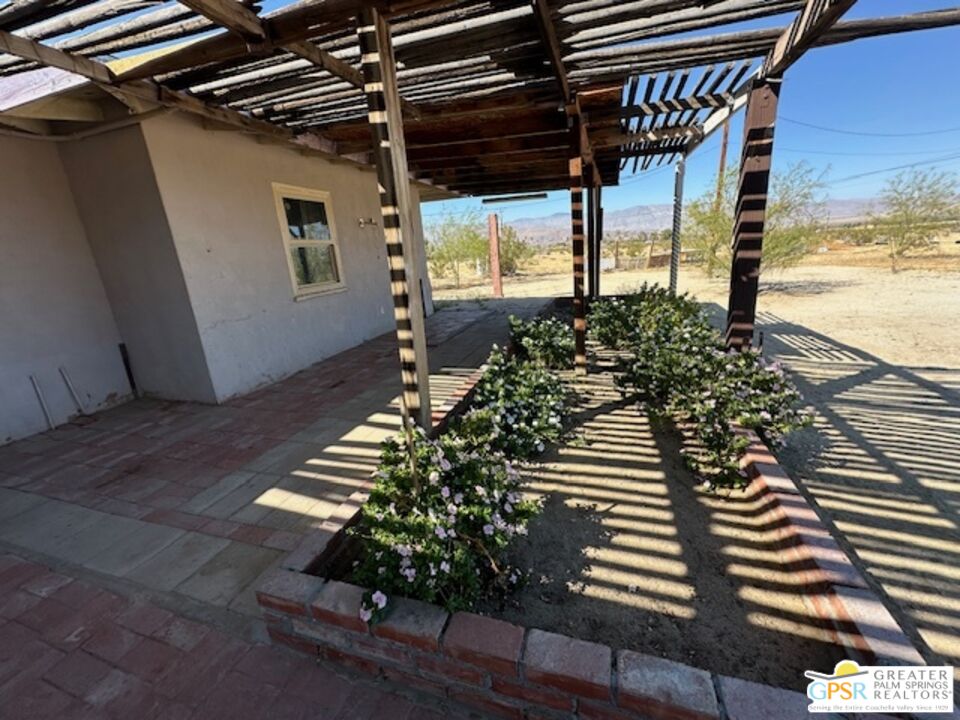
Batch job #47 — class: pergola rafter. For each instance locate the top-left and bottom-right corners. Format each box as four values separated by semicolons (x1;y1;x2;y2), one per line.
2;0;958;386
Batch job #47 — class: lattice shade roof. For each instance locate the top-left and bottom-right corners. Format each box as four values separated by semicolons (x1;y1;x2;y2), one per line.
1;0;957;197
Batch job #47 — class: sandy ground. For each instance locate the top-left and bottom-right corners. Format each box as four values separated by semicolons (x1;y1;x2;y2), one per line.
479;355;845;691
443;258;960;685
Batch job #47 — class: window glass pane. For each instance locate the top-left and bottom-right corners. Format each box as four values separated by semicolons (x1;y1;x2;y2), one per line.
283;197;331;241
289;244;339;287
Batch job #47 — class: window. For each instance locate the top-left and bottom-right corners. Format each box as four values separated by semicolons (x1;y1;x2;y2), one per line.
273;184;344;297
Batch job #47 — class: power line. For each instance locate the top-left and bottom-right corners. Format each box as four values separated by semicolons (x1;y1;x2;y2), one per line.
778;146;960;157
780;116;960;138
826;152;960;185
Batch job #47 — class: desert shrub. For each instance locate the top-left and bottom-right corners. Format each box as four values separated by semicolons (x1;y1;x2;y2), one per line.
590;287;810;487
588;284;702;353
456;346;567;459
351;425;538;621
508;315;574;369
351;340;569;620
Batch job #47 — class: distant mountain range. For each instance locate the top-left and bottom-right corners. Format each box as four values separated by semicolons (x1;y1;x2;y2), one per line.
506;197;879;247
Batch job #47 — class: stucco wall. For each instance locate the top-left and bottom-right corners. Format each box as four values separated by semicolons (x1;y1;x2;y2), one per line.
59;125;217;403
141;113;434;402
0;135;130;443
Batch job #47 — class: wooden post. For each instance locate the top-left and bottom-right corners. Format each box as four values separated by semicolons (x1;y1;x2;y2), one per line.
595;186;604;297
725;78;781;351
586;165;596;299
570;150;587;375
488;213;503;298
668;155;686;295
358;8;432;429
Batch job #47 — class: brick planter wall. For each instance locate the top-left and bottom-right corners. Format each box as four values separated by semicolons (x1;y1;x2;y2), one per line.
256;363;928;718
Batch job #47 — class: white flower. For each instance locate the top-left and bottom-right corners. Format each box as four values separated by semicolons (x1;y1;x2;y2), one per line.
435;526;447;540
429;471;440;485
440;561;451;573
372;591;388;609
453;493;464;505
504;502;513;514
440;457;452;472
483;524;495;536
359;606;373;622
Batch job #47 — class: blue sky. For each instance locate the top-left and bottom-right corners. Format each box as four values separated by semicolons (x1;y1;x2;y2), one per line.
420;0;960;223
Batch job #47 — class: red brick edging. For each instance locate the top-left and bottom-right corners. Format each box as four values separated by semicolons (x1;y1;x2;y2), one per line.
738;428;925;668
255;405;927;720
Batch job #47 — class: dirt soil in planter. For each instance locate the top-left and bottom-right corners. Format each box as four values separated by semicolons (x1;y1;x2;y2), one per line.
478;354;846;691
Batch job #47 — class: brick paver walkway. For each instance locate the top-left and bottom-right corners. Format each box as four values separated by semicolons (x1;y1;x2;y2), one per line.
0;302;547;719
0;552;462;720
0;301;545;631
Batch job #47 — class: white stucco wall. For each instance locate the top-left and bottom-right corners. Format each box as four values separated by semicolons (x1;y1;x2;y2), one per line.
0;135;130;444
59;125;217;403
141;113;434;401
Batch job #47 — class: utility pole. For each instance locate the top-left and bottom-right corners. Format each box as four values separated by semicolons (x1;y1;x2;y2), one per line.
714;118;730;210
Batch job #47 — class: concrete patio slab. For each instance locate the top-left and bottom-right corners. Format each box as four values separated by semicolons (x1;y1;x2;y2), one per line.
83;521;186;577
175;542;280;607
126;532;232;591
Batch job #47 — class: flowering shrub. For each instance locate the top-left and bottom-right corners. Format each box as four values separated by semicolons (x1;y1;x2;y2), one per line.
590;286;811;487
588;283;702;351
456;346;567;460
508;314;574;369
350;425;538;621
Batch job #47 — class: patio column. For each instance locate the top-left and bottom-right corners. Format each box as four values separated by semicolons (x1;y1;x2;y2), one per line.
725;77;780;350
668;154;686;295
569;152;587;375
595;185;604;297
358;7;432;429
586;165;596;299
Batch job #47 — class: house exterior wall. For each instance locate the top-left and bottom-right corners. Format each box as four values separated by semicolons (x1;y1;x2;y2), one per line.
59;125;218;403
0;135;130;443
140;113;433;402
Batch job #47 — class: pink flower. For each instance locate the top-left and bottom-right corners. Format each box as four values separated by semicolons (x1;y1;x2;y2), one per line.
372;591;388;609
441;486;451;499
359;606;373;623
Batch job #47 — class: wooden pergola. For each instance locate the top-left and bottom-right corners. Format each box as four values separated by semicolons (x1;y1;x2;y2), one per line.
1;0;957;424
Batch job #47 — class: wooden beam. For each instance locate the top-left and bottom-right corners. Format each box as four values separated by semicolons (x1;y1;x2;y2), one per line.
725;78;780;350
764;0;856;78
176;0;266;41
592;124;699;149
0;26;345;154
175;0;420;118
0;29;114;84
357;6;432;430
531;0;571;104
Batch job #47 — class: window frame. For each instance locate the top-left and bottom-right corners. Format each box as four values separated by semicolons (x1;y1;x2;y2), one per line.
272;183;346;299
